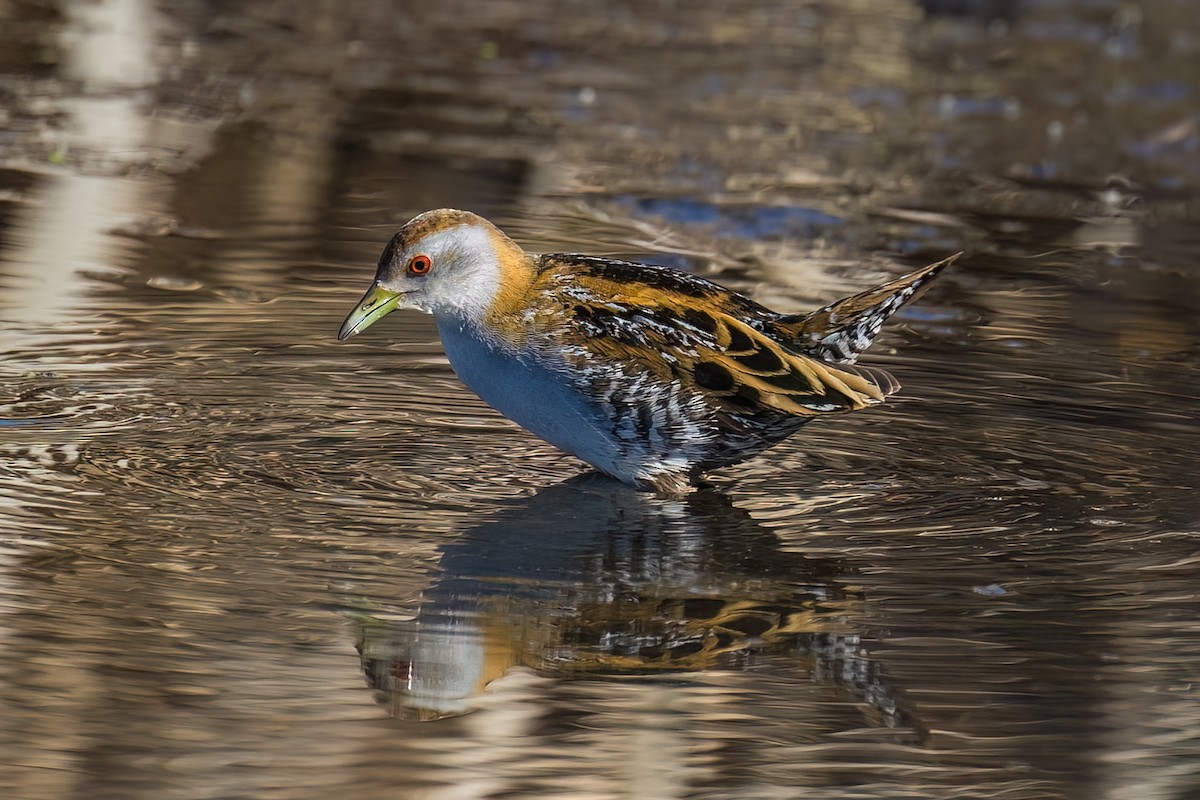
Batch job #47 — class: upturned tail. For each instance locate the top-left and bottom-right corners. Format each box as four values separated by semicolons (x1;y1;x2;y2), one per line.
774;253;959;366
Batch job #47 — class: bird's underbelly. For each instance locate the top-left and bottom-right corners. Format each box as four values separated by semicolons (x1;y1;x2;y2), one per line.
439;319;648;482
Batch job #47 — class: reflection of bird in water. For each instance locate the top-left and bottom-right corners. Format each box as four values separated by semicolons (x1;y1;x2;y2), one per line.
349;475;910;730
339;209;955;491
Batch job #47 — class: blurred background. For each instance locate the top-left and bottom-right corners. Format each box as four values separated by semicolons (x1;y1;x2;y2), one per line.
0;1;1198;799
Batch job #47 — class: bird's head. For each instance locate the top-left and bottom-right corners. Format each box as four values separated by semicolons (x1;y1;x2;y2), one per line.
338;209;530;341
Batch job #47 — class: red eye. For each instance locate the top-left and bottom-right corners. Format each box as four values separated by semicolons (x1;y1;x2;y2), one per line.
407;254;432;275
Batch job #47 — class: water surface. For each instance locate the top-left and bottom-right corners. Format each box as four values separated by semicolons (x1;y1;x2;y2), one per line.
1;1;1198;798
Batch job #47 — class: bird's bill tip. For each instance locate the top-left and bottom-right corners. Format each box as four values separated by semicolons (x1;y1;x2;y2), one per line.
338;283;404;341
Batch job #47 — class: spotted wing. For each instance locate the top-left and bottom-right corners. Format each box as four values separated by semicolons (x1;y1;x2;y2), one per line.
775;254;958;364
564;300;896;419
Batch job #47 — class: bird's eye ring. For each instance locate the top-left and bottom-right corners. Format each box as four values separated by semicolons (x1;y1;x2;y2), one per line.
407;255;433;275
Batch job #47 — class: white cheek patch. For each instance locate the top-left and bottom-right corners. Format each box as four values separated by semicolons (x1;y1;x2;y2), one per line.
420;224;502;318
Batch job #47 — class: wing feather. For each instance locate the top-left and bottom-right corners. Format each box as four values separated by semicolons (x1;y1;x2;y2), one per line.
562;299;895;419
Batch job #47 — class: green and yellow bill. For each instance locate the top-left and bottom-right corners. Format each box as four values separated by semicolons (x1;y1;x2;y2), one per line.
338;284;404;341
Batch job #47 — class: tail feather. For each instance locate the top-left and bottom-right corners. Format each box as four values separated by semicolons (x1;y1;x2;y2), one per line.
775;253;959;365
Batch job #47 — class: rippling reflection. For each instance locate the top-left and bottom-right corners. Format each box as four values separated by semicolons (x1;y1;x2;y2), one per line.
2;0;1200;798
353;476;907;729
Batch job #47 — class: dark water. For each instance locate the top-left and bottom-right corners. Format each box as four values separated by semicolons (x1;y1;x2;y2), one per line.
2;1;1199;798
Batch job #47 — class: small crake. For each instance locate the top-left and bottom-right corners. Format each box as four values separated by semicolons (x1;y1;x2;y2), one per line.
340;209;955;492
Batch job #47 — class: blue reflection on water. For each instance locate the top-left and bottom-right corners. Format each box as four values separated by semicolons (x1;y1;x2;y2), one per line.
620;196;844;239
